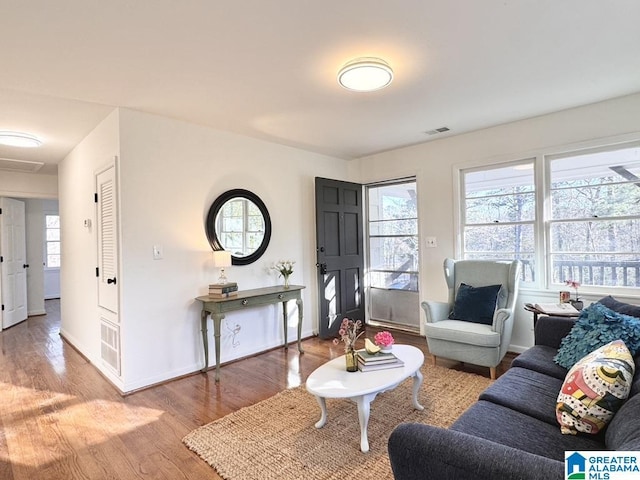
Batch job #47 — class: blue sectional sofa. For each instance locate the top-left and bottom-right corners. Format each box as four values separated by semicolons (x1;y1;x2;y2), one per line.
388;297;640;480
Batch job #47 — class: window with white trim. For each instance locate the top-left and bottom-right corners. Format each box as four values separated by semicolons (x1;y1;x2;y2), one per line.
461;161;536;282
548;144;640;288
45;214;61;268
458;140;640;291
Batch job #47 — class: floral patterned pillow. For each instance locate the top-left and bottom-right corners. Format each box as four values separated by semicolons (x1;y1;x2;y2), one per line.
556;339;635;435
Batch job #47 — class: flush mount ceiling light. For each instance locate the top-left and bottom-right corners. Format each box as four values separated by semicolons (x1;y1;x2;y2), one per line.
0;131;42;148
337;57;393;92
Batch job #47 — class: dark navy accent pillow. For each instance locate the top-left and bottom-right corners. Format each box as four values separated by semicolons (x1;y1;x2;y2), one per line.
448;283;502;325
598;295;640;319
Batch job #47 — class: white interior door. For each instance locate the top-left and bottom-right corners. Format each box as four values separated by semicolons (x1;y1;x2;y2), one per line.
0;197;28;329
96;164;119;315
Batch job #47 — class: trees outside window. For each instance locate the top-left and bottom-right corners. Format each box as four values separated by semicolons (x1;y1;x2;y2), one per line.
459;141;640;290
462;161;536;282
367;180;418;291
549;145;640;288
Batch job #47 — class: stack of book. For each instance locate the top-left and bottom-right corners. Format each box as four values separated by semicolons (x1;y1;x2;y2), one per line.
209;282;238;298
356;349;404;372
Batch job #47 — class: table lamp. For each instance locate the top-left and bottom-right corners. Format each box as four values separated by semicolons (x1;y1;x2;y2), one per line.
213;250;232;284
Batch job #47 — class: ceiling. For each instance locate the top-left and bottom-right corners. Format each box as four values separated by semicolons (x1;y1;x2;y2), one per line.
1;1;640;175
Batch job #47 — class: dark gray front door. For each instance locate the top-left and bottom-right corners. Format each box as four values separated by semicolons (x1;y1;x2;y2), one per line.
315;177;365;339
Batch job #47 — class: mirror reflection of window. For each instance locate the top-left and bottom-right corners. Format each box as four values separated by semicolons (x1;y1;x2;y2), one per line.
216;198;265;257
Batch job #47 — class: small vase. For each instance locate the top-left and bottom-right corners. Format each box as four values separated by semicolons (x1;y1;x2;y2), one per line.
345;348;358;372
283;275;290;289
380;345;393;353
570;300;584;311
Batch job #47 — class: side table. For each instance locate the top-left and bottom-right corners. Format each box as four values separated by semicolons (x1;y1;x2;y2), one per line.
524;303;580;327
196;285;305;382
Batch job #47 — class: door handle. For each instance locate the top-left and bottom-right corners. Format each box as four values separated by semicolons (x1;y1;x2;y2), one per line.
107;277;117;285
316;262;327;275
23;264;29;268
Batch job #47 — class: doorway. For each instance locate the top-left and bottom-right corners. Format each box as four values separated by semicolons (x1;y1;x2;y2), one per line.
0;196;59;329
315;177;365;339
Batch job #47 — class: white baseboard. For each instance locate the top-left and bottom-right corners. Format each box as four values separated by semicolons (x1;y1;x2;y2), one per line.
508;344;530;354
28;309;47;316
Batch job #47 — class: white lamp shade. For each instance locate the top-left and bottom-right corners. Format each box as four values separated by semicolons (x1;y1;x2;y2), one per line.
213;250;232;267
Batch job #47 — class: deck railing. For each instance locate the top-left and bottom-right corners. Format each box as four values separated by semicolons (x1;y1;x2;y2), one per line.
553;260;640;288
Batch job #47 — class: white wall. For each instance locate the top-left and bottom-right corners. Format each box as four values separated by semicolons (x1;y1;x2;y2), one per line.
59;108;122;388
0;171;57;198
60;107;349;392
352;92;640;352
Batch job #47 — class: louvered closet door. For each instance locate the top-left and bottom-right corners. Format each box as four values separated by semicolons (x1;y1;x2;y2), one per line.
96;164;119;314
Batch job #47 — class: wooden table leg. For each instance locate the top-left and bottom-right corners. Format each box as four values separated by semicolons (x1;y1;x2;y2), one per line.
296;297;304;353
211;313;224;382
282;300;289;349
356;393;377;453
313;395;328;428
200;309;209;373
412;369;425;411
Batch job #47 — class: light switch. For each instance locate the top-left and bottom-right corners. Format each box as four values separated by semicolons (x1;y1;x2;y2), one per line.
425;237;437;248
153;245;163;260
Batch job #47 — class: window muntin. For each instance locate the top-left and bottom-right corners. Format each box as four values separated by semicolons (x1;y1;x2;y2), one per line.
45;214;60;268
548;144;640;288
217;199;265;256
367;181;419;292
462;162;535;282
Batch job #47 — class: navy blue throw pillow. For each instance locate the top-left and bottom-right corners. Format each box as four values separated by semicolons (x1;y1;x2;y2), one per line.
448;283;502;325
597;295;640;319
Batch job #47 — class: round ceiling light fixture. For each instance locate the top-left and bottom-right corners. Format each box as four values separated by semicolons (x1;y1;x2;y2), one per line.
337;57;393;92
0;131;42;148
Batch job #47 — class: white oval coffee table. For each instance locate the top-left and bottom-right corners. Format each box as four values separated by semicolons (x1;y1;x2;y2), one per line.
305;344;424;452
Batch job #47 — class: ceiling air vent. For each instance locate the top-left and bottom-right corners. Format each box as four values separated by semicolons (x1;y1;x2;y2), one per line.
0;157;45;173
424;126;450;136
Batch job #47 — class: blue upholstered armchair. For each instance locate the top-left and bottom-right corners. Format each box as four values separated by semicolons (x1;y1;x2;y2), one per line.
421;258;522;379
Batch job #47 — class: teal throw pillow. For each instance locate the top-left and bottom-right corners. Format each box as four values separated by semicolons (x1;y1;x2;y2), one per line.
554;302;640;370
448;283;502;325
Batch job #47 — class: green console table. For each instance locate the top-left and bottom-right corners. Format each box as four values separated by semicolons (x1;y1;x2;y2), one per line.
196;285;305;382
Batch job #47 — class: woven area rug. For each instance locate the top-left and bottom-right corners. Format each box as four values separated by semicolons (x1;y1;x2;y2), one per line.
183;364;492;480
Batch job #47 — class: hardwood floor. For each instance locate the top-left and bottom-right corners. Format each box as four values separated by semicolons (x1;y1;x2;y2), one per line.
0;300;515;479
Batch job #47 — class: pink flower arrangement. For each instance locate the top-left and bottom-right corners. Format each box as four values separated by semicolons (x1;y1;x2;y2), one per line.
565;280;581;300
374;331;395;348
333;318;363;351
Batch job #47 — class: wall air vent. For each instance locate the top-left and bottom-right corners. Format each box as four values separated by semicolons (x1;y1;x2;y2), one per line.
0;157;45;173
100;318;121;375
424;126;450;136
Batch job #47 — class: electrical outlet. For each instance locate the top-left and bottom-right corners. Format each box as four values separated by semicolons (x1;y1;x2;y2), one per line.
153;245;163;260
425;237;437;248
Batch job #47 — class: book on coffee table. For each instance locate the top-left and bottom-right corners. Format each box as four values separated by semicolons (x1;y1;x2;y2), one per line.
358;357;405;372
356;349;398;364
